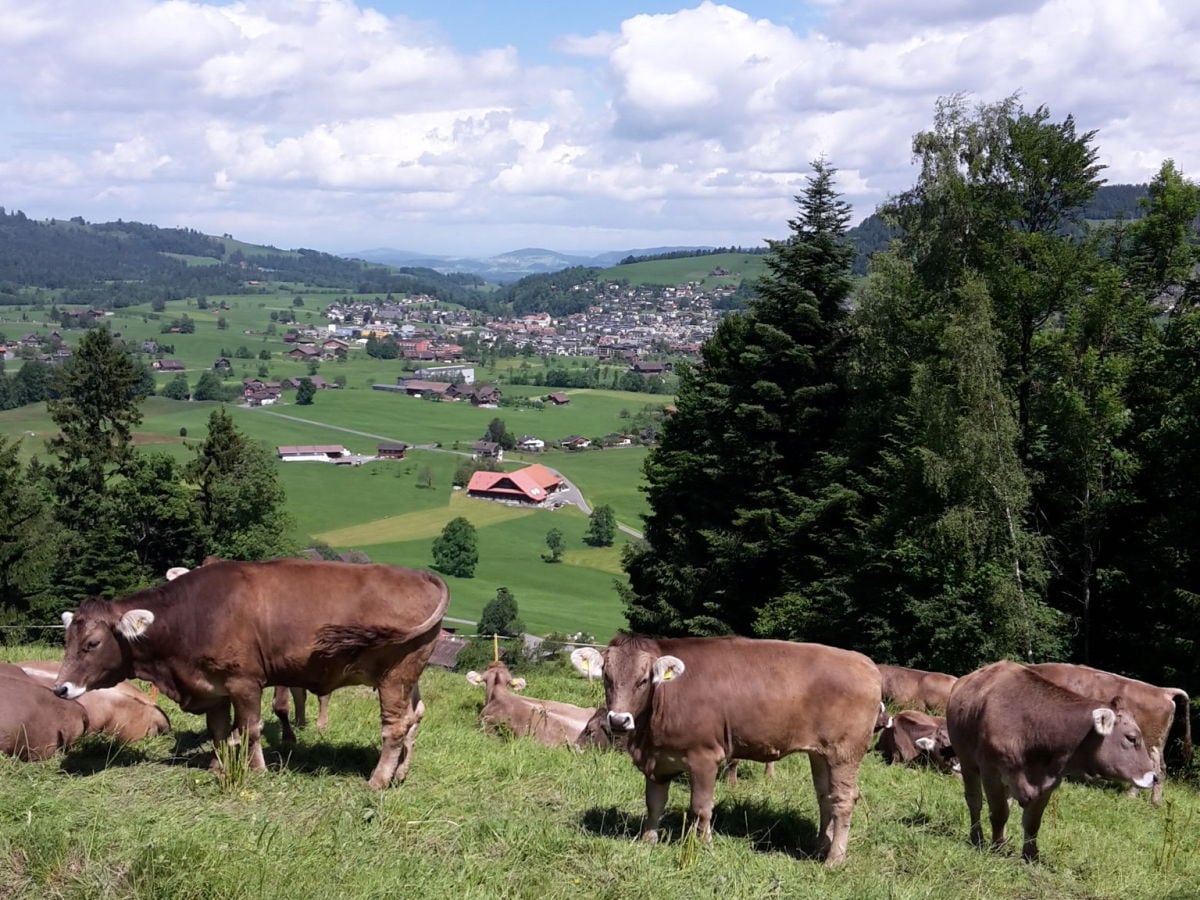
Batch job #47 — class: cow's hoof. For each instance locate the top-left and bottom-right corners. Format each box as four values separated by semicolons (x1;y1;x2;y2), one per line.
640;831;659;844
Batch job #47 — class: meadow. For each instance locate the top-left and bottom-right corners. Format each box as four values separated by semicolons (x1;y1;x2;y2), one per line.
597;252;770;289
0;290;669;639
0;645;1196;900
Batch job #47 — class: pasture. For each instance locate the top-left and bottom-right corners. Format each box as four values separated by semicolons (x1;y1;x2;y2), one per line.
598;252;770;289
0;645;1196;900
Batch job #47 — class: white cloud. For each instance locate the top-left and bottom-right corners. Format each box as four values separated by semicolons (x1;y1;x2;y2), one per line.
0;0;1197;255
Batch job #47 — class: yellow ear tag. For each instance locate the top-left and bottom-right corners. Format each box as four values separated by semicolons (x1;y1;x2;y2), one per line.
582;661;590;672
662;669;673;681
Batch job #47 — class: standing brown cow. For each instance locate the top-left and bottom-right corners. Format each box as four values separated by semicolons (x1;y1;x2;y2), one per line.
1027;662;1191;806
466;660;601;747
18;661;170;743
571;634;881;866
0;663;90;761
55;558;449;789
947;660;1156;862
878;664;957;713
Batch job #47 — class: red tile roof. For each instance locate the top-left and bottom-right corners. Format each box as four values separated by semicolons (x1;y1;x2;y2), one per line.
466;463;563;502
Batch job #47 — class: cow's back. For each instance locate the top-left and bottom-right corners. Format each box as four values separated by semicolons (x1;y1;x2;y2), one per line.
649;637;881;759
1027;663;1176;746
0;664;89;760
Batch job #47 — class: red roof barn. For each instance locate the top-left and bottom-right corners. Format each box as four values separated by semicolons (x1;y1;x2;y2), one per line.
466;464;563;504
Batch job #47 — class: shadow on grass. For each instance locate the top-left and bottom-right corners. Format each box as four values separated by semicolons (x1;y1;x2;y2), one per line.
581;797;819;860
60;738;158;776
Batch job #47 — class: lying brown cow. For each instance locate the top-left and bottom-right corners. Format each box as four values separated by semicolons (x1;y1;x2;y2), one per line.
878;664;957;713
0;663;90;761
55;558;449;789
18;660;170;744
877;710;958;773
167;564;331;744
1027;662;1191;806
571;634;881;866
947;660;1156;862
467;661;601;748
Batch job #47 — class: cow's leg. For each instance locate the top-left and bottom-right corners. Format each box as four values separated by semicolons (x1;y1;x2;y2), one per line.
205;703;233;771
983;772;1010;851
960;764;985;848
685;758;718;842
725;759;739;787
641;776;670;843
1149;746;1164;806
271;686;296;744
291;688;307;729
230;685;267;771
315;693;331;732
1018;791;1053;862
765;761;775;780
817;755;863;867
369;669;423;790
389;689;425;784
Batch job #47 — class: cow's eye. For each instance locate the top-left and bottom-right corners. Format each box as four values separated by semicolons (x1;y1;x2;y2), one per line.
636;676;649;688
84;639;100;651
1124;733;1138;746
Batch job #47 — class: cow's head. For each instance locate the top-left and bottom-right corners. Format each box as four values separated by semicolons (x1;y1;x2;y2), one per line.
466;661;525;703
571;635;683;734
913;723;960;774
1078;696;1156;789
54;599;153;699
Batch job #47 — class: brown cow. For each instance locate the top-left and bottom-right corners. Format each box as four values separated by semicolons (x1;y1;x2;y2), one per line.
571;634;881;866
947;660;1156;862
1027;662;1191;806
0;663;90;761
467;661;600;748
878;664;957;713
18;661;170;743
55;558;449;789
876;709;958;773
167;563;332;744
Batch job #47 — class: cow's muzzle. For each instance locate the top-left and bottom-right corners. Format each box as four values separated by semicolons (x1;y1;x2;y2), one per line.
607;711;635;733
53;682;84;700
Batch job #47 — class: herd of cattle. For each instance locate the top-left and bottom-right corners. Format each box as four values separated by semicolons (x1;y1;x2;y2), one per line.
0;559;1192;867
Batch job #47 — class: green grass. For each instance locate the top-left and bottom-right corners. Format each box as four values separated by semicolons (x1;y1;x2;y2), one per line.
598;252;769;289
0;645;1196;900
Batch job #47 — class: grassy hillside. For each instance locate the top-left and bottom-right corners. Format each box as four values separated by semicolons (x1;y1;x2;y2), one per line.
0;648;1195;900
599;252;768;288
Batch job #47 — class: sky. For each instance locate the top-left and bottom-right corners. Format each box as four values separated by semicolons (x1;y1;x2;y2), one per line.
1;0;1198;258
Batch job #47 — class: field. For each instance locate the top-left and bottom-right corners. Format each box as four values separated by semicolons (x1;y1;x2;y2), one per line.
598;252;769;289
0;645;1196;900
0;291;670;639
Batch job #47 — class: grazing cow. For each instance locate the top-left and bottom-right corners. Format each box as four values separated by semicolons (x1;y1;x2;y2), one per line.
878;664;957;714
0;663;90;761
571;634;881;866
55;558;449;789
166;563;332;744
466;660;600;748
877;710;959;773
1028;662;1191;806
18;661;170;743
947;660;1156;862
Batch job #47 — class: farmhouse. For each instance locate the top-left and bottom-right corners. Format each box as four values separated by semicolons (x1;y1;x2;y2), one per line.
398;379;453;398
545;392;570;405
277;445;350;462
377;442;409;460
516;435;545;452
415;364;475;384
471;441;503;462
152;359;186;371
466;463;564;505
560;436;592;451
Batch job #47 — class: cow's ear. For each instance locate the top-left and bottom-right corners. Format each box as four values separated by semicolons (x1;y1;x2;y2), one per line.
571;647;603;679
652;655;685;684
165;567;189;581
466;671;484;686
510;677;527;692
61;611;74;628
1092;707;1116;735
914;736;936;752
117;609;155;640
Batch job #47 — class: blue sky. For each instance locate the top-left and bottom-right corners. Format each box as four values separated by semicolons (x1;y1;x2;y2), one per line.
1;1;1197;257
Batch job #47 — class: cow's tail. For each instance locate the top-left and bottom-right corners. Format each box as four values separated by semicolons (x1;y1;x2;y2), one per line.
408;571;451;640
1166;688;1192;765
314;573;450;656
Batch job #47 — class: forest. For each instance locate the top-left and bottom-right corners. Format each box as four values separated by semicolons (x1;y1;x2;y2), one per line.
623;95;1200;700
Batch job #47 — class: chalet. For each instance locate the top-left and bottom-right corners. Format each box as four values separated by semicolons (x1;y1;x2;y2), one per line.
560;436;592;451
283;375;329;390
153;359;186;371
245;390;279;407
603;434;633;448
545;392;570;406
277;445;350;462
450;383;501;406
471;440;504;462
287;345;320;360
321;338;349;353
213;357;232;372
630;361;671;376
516;435;545;452
399;379;452;398
466;463;563;505
377;442;409;460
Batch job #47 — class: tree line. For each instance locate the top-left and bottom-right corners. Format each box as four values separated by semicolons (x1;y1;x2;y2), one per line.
0;329;292;636
622;94;1200;697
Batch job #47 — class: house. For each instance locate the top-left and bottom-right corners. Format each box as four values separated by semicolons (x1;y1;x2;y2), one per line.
141;340;159;354
560;436;592;451
630;361;671;376
153;359;186;371
277;445;350;461
414;364;475;384
450;383;501;406
377;442;409;460
545;392;571;406
471;441;503;462
466;463;563;505
283;376;329;390
603;434;632;448
398;379;453;398
213;357;232;372
516;435;545;452
287;345;320;360
245;390;279;407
